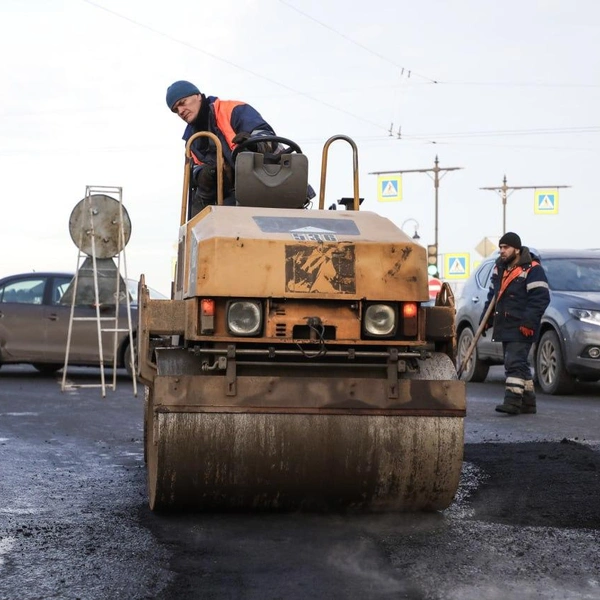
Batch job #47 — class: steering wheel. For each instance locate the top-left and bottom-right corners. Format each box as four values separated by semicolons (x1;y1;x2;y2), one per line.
231;135;303;163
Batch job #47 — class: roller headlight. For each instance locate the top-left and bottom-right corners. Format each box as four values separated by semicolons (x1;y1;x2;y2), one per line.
227;301;262;336
363;304;397;337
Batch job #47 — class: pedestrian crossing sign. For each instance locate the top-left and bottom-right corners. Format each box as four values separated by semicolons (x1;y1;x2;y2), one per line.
444;253;470;280
377;175;402;202
534;189;559;214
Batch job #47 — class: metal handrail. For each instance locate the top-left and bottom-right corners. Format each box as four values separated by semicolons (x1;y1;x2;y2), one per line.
181;131;225;225
318;135;360;210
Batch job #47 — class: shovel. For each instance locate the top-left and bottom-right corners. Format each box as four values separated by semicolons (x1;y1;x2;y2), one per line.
457;296;497;379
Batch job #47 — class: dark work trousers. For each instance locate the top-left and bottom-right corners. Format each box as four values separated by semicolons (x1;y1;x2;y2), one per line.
190;189;237;218
503;341;534;380
501;341;534;407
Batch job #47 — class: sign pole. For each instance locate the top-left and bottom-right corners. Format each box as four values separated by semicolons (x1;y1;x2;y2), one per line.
480;177;570;235
369;158;463;266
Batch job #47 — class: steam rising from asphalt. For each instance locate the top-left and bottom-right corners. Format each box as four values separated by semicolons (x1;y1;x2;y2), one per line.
327;538;407;595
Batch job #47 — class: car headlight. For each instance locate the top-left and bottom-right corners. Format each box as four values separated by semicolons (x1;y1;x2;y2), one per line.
363;304;397;337
227;301;262;336
568;308;600;327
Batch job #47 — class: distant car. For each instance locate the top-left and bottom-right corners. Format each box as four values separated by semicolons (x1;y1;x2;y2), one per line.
0;271;167;376
455;249;600;394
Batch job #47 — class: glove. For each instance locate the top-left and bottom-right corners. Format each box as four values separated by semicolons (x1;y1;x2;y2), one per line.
520;325;535;337
194;166;217;193
232;132;251;145
232;131;276;154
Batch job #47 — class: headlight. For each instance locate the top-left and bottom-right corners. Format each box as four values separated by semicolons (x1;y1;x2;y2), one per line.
568;308;600;327
363;304;397;337
227;301;262;336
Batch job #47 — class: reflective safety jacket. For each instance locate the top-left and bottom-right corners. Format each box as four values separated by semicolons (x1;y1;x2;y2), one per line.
481;246;550;342
181;96;275;170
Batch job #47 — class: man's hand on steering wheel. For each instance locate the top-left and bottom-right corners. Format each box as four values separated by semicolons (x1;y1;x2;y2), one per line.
232;132;276;155
231;134;303;163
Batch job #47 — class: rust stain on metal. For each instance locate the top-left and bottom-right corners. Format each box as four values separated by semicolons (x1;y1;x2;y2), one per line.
285;243;356;293
386;245;412;278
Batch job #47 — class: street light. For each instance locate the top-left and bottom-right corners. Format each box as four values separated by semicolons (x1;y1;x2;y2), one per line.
401;218;420;240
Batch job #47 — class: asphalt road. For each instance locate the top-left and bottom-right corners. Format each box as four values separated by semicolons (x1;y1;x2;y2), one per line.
0;365;599;600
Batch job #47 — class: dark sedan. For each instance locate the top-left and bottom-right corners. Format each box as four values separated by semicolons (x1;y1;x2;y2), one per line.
0;271;166;376
455;249;600;394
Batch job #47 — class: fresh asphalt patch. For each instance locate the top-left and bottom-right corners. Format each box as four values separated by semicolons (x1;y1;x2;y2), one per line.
464;440;600;529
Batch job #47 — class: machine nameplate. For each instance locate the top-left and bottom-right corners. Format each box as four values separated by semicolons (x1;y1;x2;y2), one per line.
292;233;337;242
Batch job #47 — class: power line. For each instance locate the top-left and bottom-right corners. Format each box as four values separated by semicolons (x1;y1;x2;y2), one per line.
404;140;600;152
480;177;571;234
78;0;392;134
76;1;600;143
277;0;439;84
401;126;600;141
278;3;598;90
0;106;126;118
369;158;463;259
440;81;600;88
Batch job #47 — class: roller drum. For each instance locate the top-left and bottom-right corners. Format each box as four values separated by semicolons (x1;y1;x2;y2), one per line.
147;411;463;512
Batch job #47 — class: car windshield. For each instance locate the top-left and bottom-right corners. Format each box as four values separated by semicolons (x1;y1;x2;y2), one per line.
126;279;168;303
543;258;600;292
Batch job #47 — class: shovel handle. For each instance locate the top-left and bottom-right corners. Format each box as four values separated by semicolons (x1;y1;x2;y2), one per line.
457;296;497;379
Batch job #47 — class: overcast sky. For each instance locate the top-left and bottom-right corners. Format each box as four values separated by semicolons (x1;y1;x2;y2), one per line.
1;0;598;294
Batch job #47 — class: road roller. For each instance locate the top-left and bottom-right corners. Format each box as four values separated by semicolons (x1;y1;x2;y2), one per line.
137;133;465;512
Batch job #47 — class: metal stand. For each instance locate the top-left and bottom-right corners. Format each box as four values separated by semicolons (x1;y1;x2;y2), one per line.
61;186;137;397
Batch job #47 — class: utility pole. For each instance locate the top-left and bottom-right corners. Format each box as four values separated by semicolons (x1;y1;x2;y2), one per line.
369;157;463;276
480;176;570;234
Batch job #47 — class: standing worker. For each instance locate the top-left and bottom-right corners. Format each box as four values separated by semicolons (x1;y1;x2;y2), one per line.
165;80;279;212
480;232;550;415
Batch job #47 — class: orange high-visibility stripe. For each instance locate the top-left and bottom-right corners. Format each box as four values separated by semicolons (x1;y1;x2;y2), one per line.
213;99;244;149
189;99;245;164
497;260;539;301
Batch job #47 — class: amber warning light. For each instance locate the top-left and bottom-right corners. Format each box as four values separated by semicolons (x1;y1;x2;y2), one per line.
200;298;215;334
402;302;418;319
201;299;215;316
402;302;418;336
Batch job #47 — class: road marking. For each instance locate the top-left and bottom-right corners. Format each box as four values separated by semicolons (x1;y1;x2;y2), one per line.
0;537;16;569
2;412;39;417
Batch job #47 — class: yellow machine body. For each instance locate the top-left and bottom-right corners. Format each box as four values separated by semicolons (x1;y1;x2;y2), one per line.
138;134;465;512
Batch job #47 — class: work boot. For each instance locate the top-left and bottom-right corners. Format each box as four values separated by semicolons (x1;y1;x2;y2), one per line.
521;380;537;414
495;385;522;415
495;400;521;415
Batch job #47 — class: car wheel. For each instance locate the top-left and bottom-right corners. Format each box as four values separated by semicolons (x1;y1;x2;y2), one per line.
123;340;136;379
457;326;490;382
535;330;575;395
32;363;62;375
143;386;151;464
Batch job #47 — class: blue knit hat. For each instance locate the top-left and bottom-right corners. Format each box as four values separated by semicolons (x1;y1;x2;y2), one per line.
166;80;200;110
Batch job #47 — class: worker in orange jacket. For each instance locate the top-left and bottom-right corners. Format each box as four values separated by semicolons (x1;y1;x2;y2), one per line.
166;80;278;212
480;232;550;415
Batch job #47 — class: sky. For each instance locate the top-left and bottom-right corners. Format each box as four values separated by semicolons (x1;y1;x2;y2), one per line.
1;0;599;295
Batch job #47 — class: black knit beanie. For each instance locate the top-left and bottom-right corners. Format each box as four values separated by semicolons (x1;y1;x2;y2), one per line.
499;232;522;249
